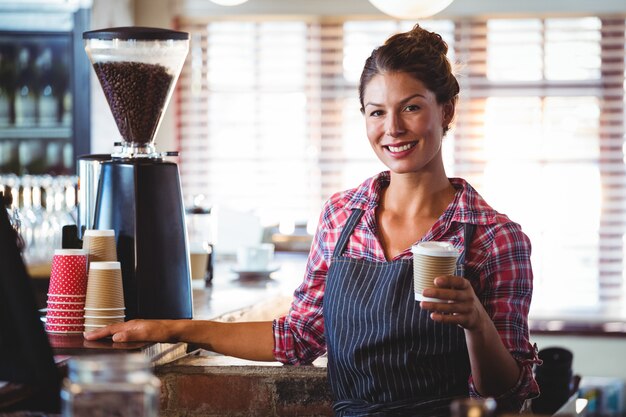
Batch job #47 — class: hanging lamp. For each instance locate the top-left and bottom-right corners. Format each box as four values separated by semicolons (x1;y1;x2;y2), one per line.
209;0;249;6
368;0;454;19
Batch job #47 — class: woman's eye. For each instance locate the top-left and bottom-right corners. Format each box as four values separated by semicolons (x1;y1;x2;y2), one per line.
369;110;383;117
404;104;420;112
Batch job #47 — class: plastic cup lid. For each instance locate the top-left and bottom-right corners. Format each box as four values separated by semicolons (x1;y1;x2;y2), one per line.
411;241;460;257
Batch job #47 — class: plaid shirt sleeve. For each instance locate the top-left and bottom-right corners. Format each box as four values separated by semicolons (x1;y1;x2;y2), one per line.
467;221;541;411
272;203;332;365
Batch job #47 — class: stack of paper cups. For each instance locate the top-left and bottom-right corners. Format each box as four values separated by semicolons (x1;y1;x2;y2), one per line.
82;229;117;263
45;249;89;334
411;241;460;302
83;261;125;333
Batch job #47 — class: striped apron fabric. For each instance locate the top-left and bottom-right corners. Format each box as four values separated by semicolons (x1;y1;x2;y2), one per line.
323;209;474;417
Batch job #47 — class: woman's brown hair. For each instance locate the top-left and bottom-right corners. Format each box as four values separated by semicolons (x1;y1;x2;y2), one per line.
358;24;459;132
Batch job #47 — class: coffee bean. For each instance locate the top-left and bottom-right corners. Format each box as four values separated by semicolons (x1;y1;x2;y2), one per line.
93;61;173;145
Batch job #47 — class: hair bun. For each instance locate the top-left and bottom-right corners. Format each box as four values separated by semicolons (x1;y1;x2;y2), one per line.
408;24;448;55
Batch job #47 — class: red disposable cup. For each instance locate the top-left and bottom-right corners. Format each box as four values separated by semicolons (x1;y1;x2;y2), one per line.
46;316;84;325
46;309;85;318
47;301;85;311
45;323;84;333
47;249;88;295
47;294;86;303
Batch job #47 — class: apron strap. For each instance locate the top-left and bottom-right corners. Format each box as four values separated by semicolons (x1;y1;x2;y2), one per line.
332;209;364;258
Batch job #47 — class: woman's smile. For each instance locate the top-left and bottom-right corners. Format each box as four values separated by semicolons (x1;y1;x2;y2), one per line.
385;141;418;156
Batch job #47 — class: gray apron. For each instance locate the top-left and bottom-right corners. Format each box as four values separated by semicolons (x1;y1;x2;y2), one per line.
323;209;475;417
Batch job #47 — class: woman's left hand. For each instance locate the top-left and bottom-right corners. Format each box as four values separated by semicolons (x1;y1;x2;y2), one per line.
420;275;487;331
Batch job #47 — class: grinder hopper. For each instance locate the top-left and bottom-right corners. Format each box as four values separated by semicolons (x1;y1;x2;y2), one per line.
83;27;192;320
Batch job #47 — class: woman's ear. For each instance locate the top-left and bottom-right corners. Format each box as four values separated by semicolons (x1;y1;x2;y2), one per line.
442;99;456;127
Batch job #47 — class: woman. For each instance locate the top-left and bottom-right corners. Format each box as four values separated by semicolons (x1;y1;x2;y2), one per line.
86;24;540;416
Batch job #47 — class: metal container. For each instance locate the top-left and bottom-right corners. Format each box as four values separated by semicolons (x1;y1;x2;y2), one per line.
77;154;110;239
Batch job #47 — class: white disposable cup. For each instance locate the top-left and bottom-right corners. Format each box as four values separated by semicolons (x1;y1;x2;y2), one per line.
411;241;460;302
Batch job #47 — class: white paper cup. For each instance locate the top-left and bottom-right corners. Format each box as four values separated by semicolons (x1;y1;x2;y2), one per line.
411;241;460;302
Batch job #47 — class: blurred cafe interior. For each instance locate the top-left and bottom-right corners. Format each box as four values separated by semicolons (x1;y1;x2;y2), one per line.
1;0;626;415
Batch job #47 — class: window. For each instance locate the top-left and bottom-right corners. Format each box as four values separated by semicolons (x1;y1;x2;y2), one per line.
176;16;626;318
451;18;626;317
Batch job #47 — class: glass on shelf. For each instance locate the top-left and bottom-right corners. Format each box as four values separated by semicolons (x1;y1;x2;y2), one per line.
0;174;78;268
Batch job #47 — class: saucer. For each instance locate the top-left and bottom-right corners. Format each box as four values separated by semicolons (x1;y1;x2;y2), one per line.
230;264;280;278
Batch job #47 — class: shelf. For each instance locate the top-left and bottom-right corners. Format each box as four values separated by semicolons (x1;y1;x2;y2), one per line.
0;126;72;140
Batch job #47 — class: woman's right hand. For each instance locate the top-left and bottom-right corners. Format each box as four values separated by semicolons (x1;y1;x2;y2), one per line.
83;319;175;343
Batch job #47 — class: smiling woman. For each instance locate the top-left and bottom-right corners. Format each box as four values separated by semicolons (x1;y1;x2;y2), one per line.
86;22;542;416
174;14;626;321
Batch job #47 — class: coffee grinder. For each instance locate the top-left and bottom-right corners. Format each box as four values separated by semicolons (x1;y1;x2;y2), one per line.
82;27;192;320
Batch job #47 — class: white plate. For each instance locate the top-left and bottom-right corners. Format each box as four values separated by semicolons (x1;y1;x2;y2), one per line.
230;264;280;277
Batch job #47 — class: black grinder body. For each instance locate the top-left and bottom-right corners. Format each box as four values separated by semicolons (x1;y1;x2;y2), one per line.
93;158;193;320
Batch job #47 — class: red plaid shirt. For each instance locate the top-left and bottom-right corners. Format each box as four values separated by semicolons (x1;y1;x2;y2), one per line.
273;172;540;409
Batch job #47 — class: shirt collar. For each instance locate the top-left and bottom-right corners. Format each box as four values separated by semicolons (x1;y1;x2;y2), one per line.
343;172;502;226
446;177;502;226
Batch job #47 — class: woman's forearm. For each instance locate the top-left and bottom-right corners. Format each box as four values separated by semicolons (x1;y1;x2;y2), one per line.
170;320;276;362
464;315;520;396
84;319;277;362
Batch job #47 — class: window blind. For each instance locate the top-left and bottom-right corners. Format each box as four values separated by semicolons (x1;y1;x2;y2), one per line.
175;16;626;315
451;17;626;314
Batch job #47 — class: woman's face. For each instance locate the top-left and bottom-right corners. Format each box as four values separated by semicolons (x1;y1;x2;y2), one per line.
362;71;453;176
